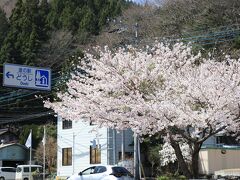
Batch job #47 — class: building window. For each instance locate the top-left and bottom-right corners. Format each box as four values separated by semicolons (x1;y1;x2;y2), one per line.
62;148;72;166
62;119;72;129
118;152;134;160
216;136;237;145
89;117;96;126
90;145;101;164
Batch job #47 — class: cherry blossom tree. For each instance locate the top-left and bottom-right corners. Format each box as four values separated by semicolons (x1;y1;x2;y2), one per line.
159;141;191;167
45;43;240;178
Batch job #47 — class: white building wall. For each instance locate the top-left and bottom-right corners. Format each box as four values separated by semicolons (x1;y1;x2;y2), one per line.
57;116;108;177
57;116;134;178
199;148;240;175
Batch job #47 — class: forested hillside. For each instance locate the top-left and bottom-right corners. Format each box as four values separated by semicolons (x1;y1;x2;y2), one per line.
0;0;16;17
0;0;129;127
98;0;240;56
0;0;239;174
0;0;126;67
1;0;239;69
0;0;240;126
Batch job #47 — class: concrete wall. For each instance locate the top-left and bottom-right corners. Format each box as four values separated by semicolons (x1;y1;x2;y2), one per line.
199;148;240;175
0;144;27;161
199;149;209;174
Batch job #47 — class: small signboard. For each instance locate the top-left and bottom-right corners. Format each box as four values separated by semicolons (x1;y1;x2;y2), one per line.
3;63;51;91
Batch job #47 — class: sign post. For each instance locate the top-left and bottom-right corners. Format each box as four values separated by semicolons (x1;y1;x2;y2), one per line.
3;63;51;91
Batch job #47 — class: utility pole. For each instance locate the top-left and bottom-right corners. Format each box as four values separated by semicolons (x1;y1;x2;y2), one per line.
134;134;140;180
72;132;76;174
121;130;125;161
134;21;140;180
113;129;116;164
135;23;139;39
43;126;46;180
108;20;141;178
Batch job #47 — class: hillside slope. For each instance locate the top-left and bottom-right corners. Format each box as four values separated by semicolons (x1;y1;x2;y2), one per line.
0;0;16;17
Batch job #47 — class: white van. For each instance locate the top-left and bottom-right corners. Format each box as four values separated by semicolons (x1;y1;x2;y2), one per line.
15;165;42;180
0;167;16;180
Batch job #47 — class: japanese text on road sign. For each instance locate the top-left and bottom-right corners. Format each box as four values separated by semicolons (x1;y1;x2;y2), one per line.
3;63;51;91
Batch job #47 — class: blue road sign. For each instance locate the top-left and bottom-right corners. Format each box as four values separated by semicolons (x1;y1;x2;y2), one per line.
3;63;51;91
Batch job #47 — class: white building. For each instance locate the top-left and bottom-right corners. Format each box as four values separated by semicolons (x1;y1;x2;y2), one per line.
56;116;134;178
199;135;240;175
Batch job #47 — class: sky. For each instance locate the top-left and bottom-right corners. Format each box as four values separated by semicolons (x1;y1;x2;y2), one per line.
130;0;160;5
132;0;149;3
132;0;145;3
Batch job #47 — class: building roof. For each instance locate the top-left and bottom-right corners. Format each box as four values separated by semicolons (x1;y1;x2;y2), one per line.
201;144;240;150
0;143;28;150
0;128;9;135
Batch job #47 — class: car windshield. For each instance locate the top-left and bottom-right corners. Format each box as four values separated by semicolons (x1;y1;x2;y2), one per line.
1;168;16;172
111;167;130;175
93;166;107;173
16;167;22;173
23;167;43;173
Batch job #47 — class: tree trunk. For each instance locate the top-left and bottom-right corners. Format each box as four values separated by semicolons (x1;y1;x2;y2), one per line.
151;164;154;177
169;135;192;178
192;142;202;178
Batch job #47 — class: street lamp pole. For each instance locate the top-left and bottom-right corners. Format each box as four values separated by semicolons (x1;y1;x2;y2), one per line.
134;134;140;180
73;132;76;174
134;21;140;180
108;19;141;179
121;130;125;161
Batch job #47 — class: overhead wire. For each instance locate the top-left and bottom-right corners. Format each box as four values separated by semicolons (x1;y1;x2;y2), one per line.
0;71;62;98
0;110;55;125
155;28;240;46
0;24;240;123
1;28;239;102
0;75;61;103
0;74;68;123
0;75;68;108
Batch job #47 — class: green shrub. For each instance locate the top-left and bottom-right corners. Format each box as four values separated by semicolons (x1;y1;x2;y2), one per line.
157;174;186;180
178;175;187;180
157;176;170;180
234;36;240;49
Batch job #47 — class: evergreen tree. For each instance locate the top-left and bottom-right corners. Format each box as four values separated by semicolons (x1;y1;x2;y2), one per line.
46;0;65;29
0;0;126;64
37;0;50;40
0;8;9;48
0;0;49;65
47;0;124;35
60;6;74;30
79;6;98;34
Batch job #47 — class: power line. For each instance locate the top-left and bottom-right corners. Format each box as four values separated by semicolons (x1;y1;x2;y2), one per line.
0;71;61;98
0;106;46;110
0;70;72;106
0;110;55;125
0;91;51;108
155;28;240;46
0;24;239;123
0;76;61;103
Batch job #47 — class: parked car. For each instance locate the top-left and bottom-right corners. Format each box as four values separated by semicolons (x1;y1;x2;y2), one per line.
67;165;134;180
15;165;43;180
0;167;16;180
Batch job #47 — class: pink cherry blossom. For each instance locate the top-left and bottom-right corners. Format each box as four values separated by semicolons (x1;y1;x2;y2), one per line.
44;42;240;178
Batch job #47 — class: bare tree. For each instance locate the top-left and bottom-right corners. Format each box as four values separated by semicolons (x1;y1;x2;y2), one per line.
35;136;57;174
0;0;17;18
36;30;75;70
